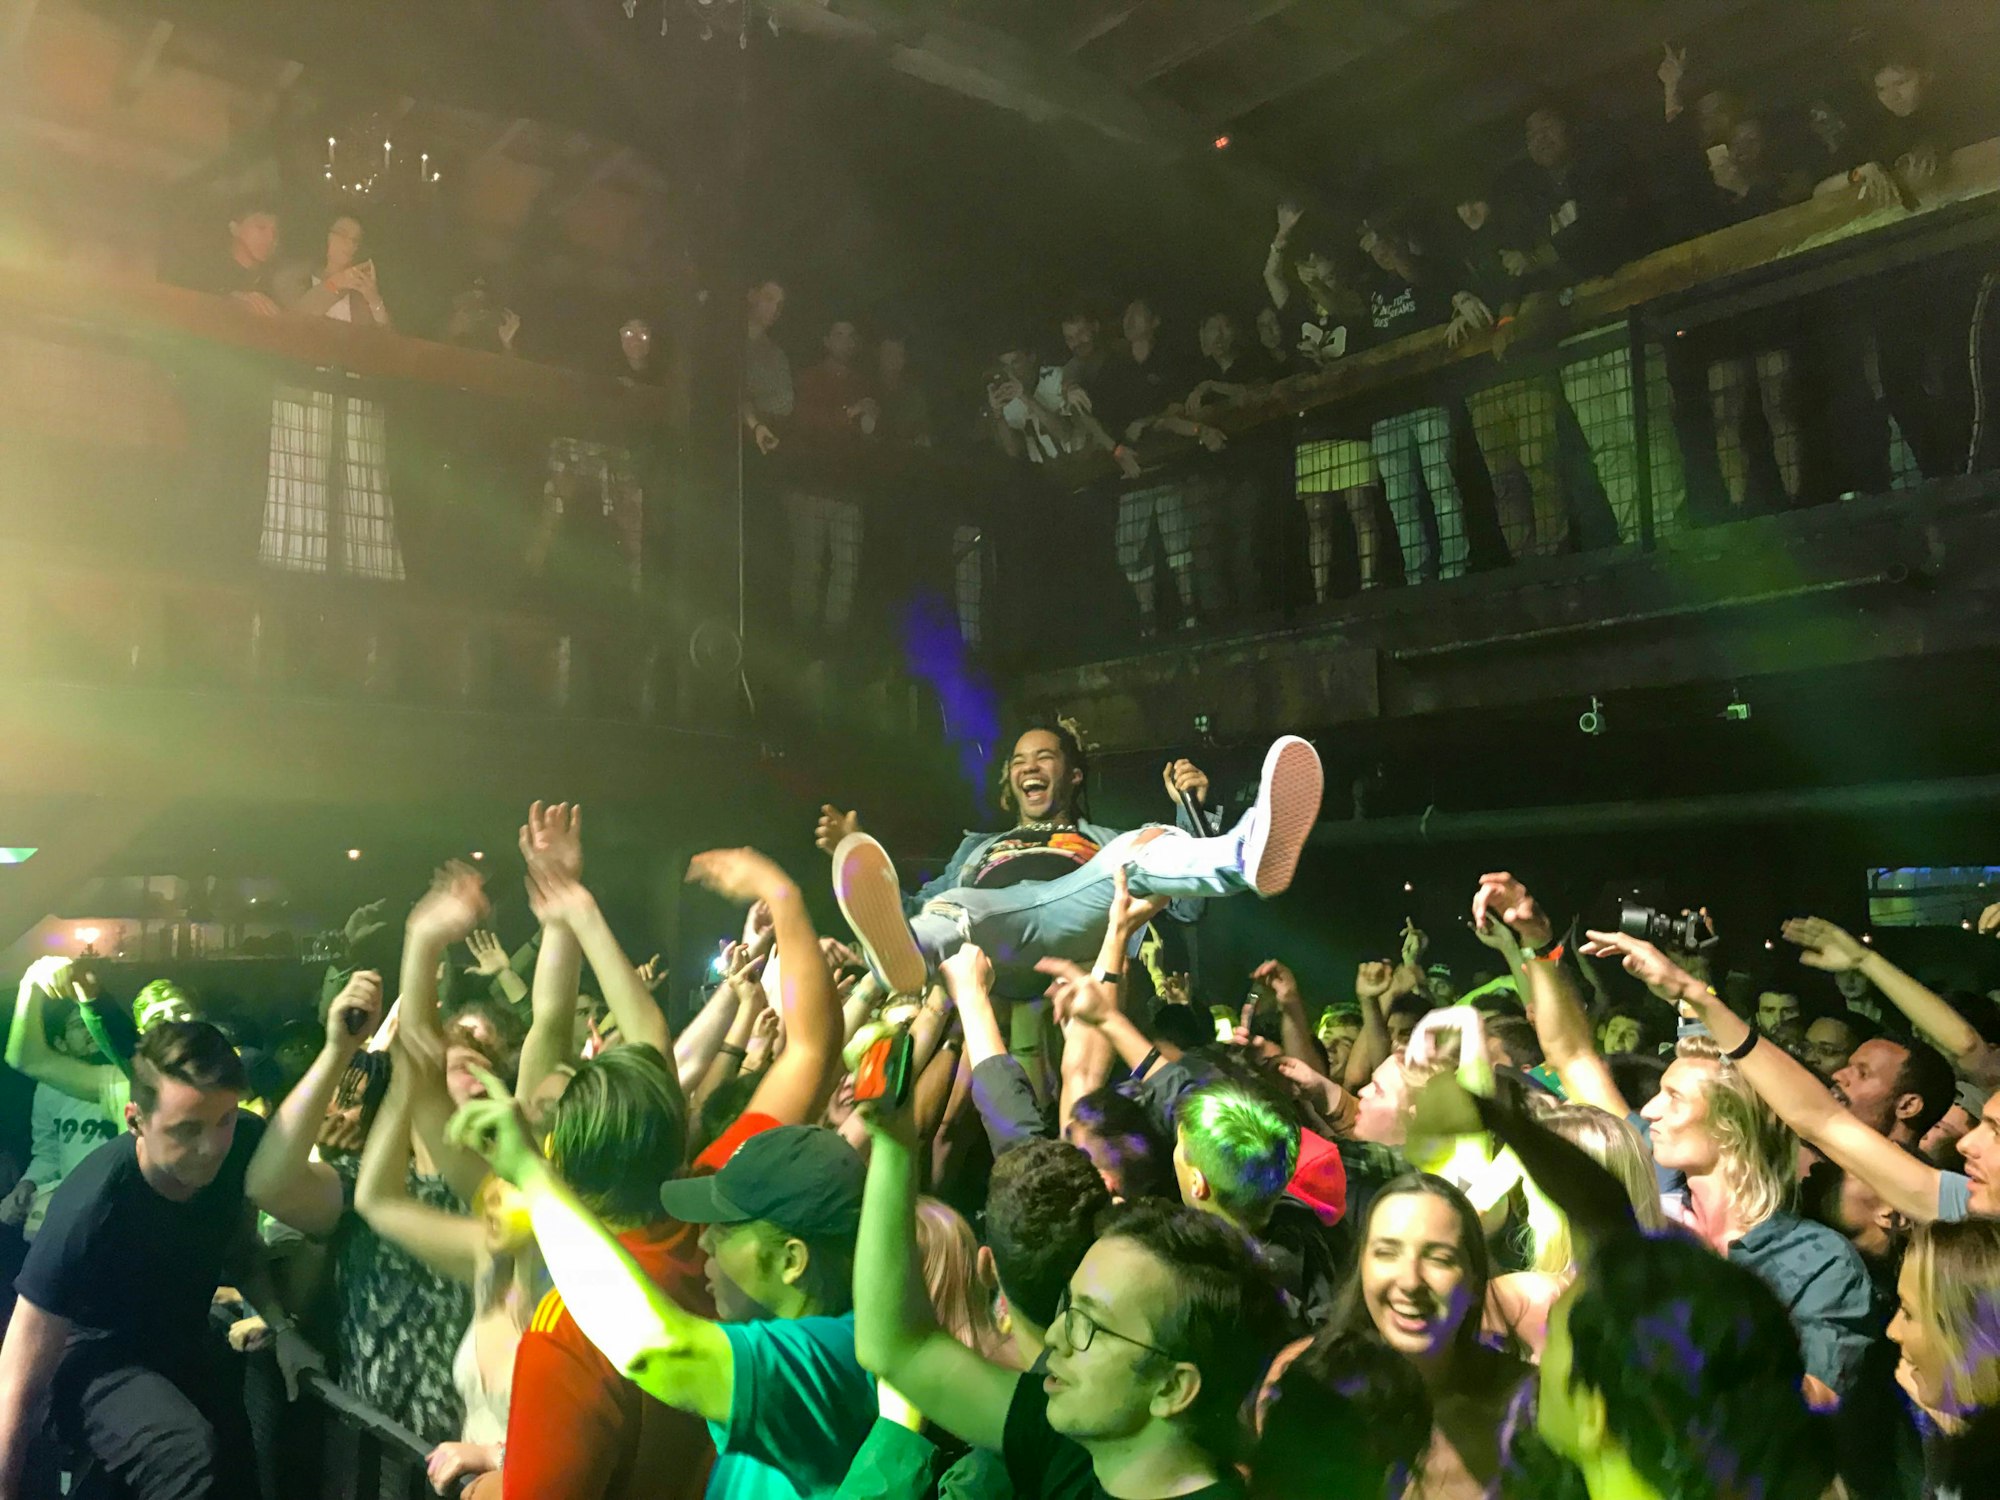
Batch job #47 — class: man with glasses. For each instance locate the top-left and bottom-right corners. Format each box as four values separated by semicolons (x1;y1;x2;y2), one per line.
852;1092;1289;1499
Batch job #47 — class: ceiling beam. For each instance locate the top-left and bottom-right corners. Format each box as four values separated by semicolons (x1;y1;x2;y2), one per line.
115;19;173;104
475;116;532;164
1064;0;1151;53
1100;0;1304;87
549;143;633;215
1179;0;1434;123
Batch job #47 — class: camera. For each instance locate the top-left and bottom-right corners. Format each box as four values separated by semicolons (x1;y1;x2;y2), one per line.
1618;901;1717;952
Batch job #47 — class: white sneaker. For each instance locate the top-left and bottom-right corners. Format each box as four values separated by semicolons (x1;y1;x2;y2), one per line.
1239;736;1323;896
832;834;929;997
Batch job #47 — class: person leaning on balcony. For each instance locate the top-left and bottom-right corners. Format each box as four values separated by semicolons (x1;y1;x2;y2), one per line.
181;195;281;317
273;215;390;328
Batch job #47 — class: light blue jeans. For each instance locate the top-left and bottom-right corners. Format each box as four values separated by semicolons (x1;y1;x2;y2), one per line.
1370;406;1468;583
910;822;1252;990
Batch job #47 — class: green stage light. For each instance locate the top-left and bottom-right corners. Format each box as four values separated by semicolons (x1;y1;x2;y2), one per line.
0;849;36;865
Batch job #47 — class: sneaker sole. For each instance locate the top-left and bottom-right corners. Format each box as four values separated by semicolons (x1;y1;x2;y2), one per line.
1246;736;1323;896
831;834;929;997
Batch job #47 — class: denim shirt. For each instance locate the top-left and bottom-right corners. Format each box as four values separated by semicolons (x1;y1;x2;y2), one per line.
909;800;1216;921
1726;1210;1879;1397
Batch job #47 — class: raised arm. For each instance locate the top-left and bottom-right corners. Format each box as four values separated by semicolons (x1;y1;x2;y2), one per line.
686;849;843;1127
6;960;116;1105
1256;959;1328;1073
852;1095;1016;1451
1786;917;2000;1087
354;1044;482;1285
530;874;670;1061
448;1075;734;1421
942;947;1050;1155
1582;929;1945;1223
1264;202;1302;310
400;864;501;1203
1344;963;1396;1092
247;971;383;1236
517;917;584;1105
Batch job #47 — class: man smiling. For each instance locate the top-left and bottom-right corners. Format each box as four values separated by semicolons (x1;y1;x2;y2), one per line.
819;725;1321;994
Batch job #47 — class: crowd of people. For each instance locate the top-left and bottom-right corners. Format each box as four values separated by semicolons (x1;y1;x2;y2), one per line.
0;718;1996;1500
151;34;1997;658
735;34;1999;641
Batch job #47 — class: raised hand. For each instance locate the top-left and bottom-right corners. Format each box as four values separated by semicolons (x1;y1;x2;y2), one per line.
1355;960;1395;1001
465;929;510;977
1981;902;2000;938
1162;758;1210;810
746;1006;782;1065
519;801;583;884
939;944;993;1003
1471;871;1554;948
636;953;667;992
408;862;490;947
523;865;599;929
1036;956;1120;1027
1252;959;1302;1010
685;847;794;907
1106;866;1170;944
325;969;383;1049
814;805;862;856
1274;1054;1338;1112
1780;917;1868;972
1400;919;1430;968
1658;43;1688;95
1275;201;1304;239
445;1066;541;1187
1579;930;1701;1005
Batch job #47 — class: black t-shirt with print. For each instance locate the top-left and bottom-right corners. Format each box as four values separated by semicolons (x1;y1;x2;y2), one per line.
17;1113;263;1376
1002;1372;1244;1500
972;827;1102;890
1366;272;1454;341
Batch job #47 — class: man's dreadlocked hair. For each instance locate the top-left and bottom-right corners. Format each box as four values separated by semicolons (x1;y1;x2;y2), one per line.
996;715;1093;822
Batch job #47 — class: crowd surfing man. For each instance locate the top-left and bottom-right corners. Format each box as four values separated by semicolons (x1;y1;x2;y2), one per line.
818;725;1323;994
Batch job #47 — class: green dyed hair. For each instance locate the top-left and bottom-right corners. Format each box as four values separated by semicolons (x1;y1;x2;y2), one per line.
1176;1083;1298;1225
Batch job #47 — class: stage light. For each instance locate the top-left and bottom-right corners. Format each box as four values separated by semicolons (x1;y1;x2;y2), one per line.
1213;134;1231;150
709;951;729;978
471;851;485;861
1578;696;1605;736
0;848;36;865
76;927;99;945
1403;881;1414;893
347;848;362;861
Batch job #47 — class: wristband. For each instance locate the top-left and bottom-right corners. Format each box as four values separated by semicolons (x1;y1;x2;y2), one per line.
1722;1024;1761;1062
718;1043;747;1059
1093;966;1122;984
1134;1047;1161;1078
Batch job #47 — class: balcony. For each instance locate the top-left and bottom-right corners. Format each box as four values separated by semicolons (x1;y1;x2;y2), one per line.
992;138;2000;771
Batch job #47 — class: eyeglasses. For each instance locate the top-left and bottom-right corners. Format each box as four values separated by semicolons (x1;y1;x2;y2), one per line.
1052;1290;1173;1360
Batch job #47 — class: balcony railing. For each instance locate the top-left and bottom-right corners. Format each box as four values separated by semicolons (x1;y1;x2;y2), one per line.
984;138;2000;670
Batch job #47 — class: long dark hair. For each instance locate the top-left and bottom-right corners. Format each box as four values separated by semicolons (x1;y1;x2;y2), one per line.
1331;1173;1493;1372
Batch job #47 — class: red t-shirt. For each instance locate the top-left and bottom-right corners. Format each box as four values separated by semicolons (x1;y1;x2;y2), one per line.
498;1113;780;1500
502;1222;715;1500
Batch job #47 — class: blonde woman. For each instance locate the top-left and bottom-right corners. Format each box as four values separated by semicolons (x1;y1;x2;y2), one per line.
1889;1218;2000;1494
355;1049;548;1495
1484;1105;1667;1358
913;1197;1011;1366
1583;929;1883;1407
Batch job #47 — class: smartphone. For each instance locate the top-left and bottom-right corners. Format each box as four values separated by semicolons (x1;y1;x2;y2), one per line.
851;1030;916;1107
